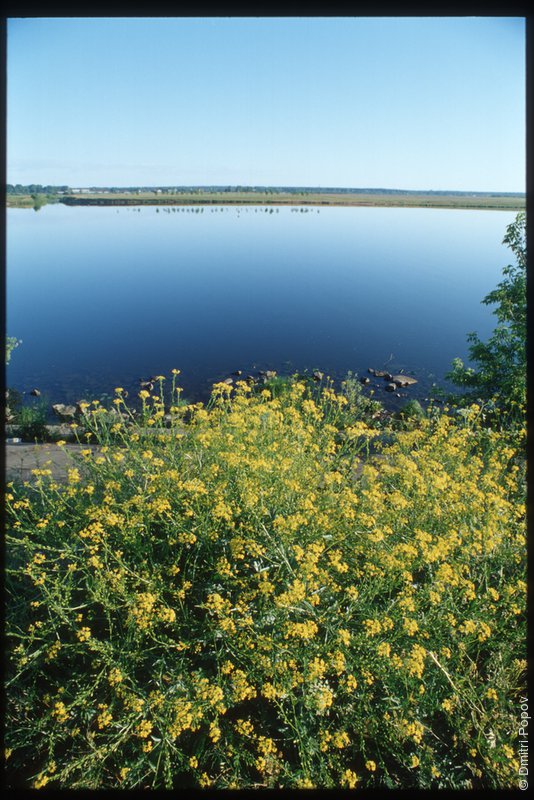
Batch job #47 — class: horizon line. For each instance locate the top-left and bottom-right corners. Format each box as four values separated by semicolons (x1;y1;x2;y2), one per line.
6;183;526;196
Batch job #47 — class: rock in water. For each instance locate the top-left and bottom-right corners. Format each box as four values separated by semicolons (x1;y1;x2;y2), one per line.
390;374;418;388
384;383;397;393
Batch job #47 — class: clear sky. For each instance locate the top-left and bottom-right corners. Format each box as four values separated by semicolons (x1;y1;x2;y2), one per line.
7;16;526;191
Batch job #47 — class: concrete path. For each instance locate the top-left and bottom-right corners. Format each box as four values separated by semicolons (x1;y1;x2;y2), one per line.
5;443;99;483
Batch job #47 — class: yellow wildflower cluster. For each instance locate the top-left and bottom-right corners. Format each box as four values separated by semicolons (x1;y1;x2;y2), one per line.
231;670;257;702
51;701;69;724
284;620;319;640
97;704;113;729
399;718;425;745
5;372;526;790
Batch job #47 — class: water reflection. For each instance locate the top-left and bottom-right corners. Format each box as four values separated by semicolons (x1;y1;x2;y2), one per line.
7;204;515;409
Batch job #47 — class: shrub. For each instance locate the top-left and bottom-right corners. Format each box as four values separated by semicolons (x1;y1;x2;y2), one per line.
5;376;526;789
6;336;22;365
447;212;526;417
13;401;49;442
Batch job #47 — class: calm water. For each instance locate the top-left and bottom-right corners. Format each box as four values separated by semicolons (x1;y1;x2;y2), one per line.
7;204;516;410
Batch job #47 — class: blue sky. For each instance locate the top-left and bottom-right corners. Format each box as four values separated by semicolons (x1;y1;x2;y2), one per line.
7;17;525;191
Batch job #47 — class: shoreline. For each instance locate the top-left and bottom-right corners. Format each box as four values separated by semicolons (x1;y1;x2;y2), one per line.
7;192;525;212
60;194;525;211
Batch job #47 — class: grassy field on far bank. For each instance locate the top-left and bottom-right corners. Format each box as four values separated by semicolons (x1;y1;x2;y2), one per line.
6;194;40;208
6;190;525;211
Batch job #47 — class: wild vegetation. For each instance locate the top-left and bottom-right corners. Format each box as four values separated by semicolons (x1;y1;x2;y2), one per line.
59;189;525;210
447;212;526;416
6;336;22;365
4;215;526;789
6;185;71;210
7;183;525;210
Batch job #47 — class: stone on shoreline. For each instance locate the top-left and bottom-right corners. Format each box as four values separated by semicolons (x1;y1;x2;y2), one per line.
52;403;78;421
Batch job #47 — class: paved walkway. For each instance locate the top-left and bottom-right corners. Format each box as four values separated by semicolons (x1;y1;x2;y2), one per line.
6;434;381;485
5;443;99;483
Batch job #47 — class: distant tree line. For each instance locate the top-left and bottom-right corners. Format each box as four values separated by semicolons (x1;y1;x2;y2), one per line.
88;186;525;197
7;184;71;195
8;184;525;198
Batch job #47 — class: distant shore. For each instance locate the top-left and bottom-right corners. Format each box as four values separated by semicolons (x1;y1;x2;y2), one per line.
7;191;526;211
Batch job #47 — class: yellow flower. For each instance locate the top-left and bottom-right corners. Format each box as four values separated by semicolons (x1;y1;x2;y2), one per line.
308;657;327;681
108;667;123;685
97;704;113;729
235;718;254;737
377;642;391;658
363;619;382;636
332;731;350;749
314;686;334;714
51;701;69;723
262;682;278;700
209;722;221;743
137;719;153;738
284;620;319;640
76;626;91;642
338;628;351;646
403;618;419;636
67;468;81;484
365;760;377;771
502;744;515;760
342;769;359;788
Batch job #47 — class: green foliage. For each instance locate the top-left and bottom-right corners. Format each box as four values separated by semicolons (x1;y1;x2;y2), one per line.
13;401;49;442
6;387;23;414
7;183;70;195
393;399;426;430
447;213;526;414
6;336;22;365
31;193;48;211
5;376;526;789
